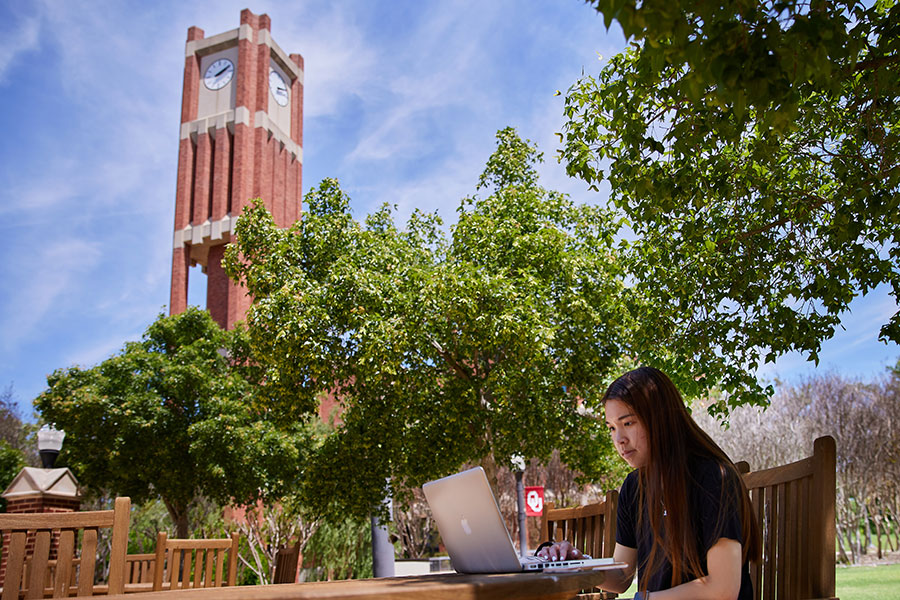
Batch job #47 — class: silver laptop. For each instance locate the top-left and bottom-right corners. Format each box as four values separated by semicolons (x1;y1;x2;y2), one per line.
422;466;617;573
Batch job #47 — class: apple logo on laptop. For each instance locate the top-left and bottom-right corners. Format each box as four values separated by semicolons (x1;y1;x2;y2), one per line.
460;518;473;535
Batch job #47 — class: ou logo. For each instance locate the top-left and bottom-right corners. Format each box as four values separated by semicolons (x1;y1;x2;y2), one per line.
526;489;543;514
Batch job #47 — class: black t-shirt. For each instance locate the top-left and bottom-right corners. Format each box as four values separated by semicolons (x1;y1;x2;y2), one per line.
616;455;753;598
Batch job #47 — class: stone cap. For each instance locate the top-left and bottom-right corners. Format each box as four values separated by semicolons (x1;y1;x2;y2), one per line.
1;467;81;500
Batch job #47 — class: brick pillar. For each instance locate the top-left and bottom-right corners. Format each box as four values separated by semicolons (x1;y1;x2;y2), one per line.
0;468;81;587
169;25;202;318
211;126;231;221
193;132;213;225
170;245;190;315
272;141;286;226
289;53;304;225
206;244;229;329
181;27;204;124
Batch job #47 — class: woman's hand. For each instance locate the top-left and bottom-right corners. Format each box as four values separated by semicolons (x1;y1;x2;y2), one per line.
535;540;588;561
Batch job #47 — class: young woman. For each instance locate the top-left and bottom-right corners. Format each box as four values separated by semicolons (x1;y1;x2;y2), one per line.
538;367;759;600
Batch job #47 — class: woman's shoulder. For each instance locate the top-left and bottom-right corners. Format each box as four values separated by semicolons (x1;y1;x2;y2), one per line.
619;468;640;495
688;453;742;493
688;453;723;470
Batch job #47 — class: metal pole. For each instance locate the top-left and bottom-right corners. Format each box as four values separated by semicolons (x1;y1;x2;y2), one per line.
515;470;527;556
371;490;395;577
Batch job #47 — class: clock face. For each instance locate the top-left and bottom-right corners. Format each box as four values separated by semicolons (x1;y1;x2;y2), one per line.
269;69;289;107
204;58;234;90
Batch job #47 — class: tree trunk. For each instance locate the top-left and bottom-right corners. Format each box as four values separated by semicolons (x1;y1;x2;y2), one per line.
874;509;883;559
835;524;850;564
479;450;501;502
889;516;898;552
862;503;872;554
175;514;189;538
163;497;191;538
886;508;899;552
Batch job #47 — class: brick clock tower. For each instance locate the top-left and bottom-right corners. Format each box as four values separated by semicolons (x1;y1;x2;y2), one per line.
170;9;303;329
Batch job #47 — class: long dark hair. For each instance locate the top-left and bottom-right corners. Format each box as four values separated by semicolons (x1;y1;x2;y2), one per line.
603;367;760;589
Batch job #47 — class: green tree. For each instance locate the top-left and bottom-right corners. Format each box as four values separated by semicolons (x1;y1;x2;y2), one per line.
0;384;34;459
35;307;314;537
303;516;373;581
559;0;899;408
225;128;630;521
0;441;25;512
0;385;28;511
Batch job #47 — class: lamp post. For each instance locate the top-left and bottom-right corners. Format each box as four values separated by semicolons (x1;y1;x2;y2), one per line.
371;483;395;577
511;454;528;556
37;425;65;469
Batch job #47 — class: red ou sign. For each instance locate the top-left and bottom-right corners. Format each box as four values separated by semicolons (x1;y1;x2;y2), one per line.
524;486;544;516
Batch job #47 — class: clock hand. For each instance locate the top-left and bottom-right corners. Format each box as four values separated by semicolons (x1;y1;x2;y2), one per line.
215;66;229;77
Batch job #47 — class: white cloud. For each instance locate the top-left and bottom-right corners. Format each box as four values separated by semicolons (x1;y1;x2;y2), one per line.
0;238;102;352
0;15;40;84
758;285;899;384
1;163;81;218
1;5;182;220
277;4;378;119
362;154;480;226
64;330;138;369
342;3;502;164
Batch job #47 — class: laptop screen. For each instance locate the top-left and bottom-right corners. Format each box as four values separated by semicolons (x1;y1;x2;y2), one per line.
422;466;527;573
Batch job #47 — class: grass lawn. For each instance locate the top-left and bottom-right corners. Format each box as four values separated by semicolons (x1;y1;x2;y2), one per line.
836;563;900;600
615;563;900;599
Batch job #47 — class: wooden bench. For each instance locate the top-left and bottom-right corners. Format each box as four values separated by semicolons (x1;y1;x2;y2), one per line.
152;531;240;590
739;435;838;600
0;497;131;599
539;490;618;600
119;552;157;592
273;542;301;584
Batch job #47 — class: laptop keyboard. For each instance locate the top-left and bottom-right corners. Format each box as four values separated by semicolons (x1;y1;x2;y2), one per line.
521;554;595;568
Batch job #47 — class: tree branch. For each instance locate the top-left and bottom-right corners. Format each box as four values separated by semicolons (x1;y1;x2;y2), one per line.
852;54;900;75
428;337;472;381
731;193;831;245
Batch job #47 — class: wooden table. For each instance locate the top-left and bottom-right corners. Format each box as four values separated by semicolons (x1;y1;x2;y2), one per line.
88;569;614;600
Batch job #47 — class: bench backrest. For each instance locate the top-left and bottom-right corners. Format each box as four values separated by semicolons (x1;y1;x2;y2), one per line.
152;531;239;590
0;496;131;599
741;435;837;600
539;489;618;561
124;553;156;584
273;542;300;584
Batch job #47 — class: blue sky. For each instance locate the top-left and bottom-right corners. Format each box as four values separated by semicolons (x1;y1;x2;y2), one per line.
0;0;896;418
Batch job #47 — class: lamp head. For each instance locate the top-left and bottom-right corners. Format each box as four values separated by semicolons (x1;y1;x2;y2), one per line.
510;454;526;472
37;425;65;468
